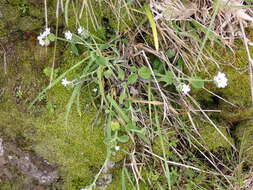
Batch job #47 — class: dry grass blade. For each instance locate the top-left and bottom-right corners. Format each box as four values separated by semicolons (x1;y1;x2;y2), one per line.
132;99;164;105
144;148;223;176
0;43;7;74
188;95;237;151
239;20;253;104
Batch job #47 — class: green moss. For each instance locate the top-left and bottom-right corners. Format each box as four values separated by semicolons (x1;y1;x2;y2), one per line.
30;49;107;189
0;59;107;189
220;106;253;123
65;0;143;37
189;35;253;158
33;111;106;189
192;38;252;124
199;123;233;151
18;16;43;31
234;120;253;162
0;14;107;189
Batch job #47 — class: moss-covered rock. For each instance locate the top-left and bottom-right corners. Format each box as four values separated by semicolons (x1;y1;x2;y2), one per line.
33;110;106;189
195;40;252;118
0;2;109;188
190;36;253;160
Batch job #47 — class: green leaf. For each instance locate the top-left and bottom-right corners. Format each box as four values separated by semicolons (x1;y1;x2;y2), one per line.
48;33;56;41
104;137;113;144
99;44;110;50
107;95;130;123
122;39;129;44
71;43;79;56
119;91;127;104
130;66;137;73
104;69;113;79
165;49;176;59
43;67;59;78
136;131;150;144
127;124;150;143
127;123;139;132
117;135;129;143
159;71;173;84
177;58;184;70
111;121;121;131
96;27;106;40
43;67;52;78
153;58;164;73
190;77;204;88
138;66;151;79
118;69;125;81
128;73;138;84
96;56;108;65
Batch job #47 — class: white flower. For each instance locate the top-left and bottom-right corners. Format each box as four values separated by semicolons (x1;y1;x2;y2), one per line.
64;30;72;40
44;27;50;36
77;26;83;35
214;72;228;88
61;78;71;87
181;84;191;95
115;146;120;151
92;88;98;93
37;27;51;46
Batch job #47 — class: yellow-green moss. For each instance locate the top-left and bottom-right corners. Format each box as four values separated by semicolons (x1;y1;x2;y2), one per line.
190;36;253;156
33;110;106;189
199;123;233;151
0;12;107;189
192;37;252;124
65;0;143;36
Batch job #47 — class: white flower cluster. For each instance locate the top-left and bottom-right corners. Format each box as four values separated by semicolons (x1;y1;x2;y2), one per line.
64;30;72;41
178;72;228;95
38;26;86;46
37;28;51;46
214;72;228;88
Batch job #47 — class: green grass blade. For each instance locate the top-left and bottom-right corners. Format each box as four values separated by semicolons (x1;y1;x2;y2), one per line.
65;83;82;126
29;58;88;109
97;65;106;104
155;107;171;190
64;0;70;26
196;1;220;63
106;95;130;123
145;5;159;51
